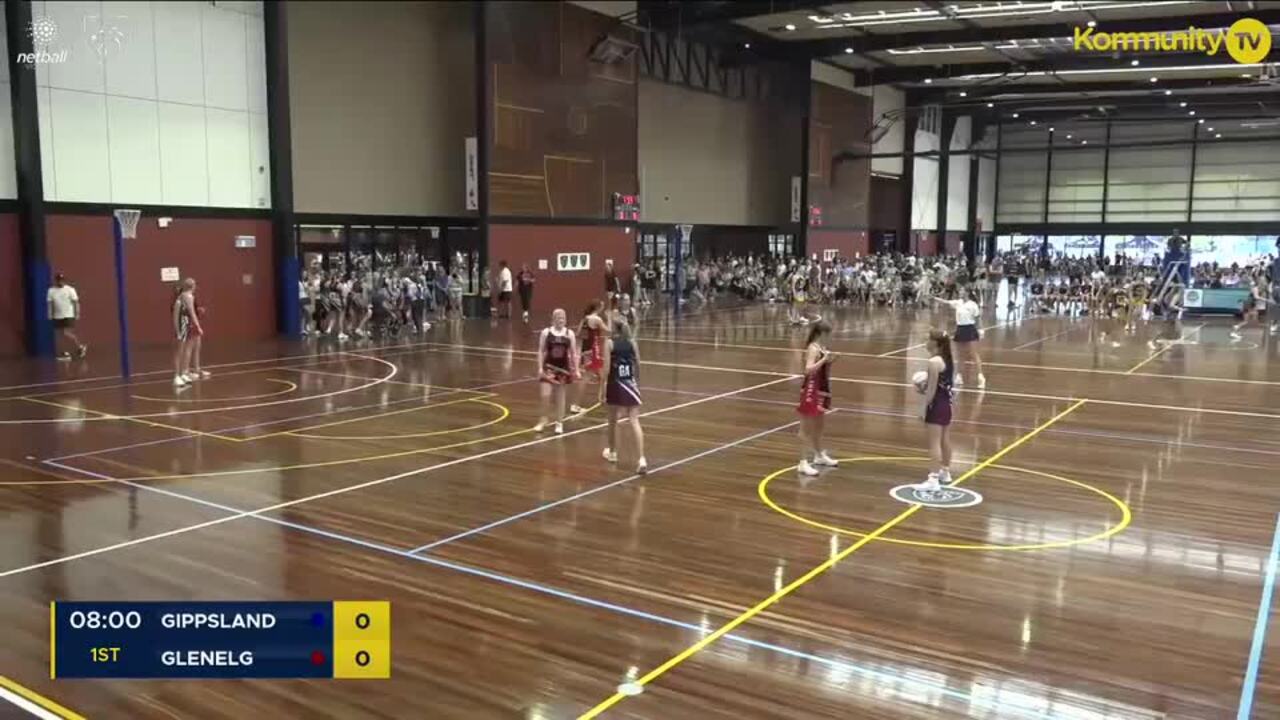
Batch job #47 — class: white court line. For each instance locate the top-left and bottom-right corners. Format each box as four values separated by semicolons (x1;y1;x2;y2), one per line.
877;319;1010;357
1010;326;1076;351
0;686;62;720
408;420;800;553
0;377;794;579
0;353;397;424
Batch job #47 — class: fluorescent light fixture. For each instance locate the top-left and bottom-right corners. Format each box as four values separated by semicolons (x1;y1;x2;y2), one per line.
1179;101;1188;107
1215;133;1222;138
807;1;1194;30
1049;126;1055;131
1164;89;1172;95
1066;134;1073;139
1198;118;1205;124
1149;77;1157;82
987;102;994;107
744;43;751;49
958;62;1267;80
1030;120;1037;125
1082;140;1088;144
1130;59;1140;66
1207;127;1214;132
1189;110;1195;116
844;47;854;53
1012;112;1020;118
960;91;968;97
785;23;797;31
924;77;933;83
1087;19;1097;27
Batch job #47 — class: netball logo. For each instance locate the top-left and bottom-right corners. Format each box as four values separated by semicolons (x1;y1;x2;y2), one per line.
890;483;983;508
19;16;67;66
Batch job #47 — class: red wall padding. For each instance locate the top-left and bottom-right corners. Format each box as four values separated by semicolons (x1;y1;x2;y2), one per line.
45;214;275;348
0;214;22;356
808;228;869;260
488;224;634;319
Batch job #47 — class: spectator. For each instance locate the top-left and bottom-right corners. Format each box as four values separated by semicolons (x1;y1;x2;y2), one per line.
47;273;86;360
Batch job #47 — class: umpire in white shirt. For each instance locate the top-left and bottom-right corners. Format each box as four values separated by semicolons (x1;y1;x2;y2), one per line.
47;273;86;360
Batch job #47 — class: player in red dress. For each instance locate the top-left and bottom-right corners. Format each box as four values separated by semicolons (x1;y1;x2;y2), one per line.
571;299;608;414
796;320;838;476
536;308;579;434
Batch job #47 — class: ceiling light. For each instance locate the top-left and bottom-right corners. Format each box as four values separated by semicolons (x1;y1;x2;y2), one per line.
1012;112;1020;118
1164;89;1172;95
1130;59;1140;66
1066;134;1073;139
1189;110;1195;116
1049;126;1055;131
1241;72;1252;78
987;102;994;107
960;91;968;97
1030;120;1037;125
1215;133;1222;138
1149;77;1157;83
1207;127;1214;132
744;43;751;49
1087;20;1097;28
924;78;933;83
1179;101;1187;107
785;24;797;31
1082;140;1088;145
1198;118;1205;124
844;47;853;54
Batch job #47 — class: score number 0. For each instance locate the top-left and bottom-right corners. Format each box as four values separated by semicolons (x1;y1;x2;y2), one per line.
333;601;390;679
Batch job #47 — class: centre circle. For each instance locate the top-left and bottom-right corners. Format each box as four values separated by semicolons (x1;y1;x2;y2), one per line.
758;456;1131;551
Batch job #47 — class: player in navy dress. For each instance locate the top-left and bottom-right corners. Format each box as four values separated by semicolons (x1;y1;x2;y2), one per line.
917;329;955;490
536;308;579;435
796;320;837;477
601;317;647;474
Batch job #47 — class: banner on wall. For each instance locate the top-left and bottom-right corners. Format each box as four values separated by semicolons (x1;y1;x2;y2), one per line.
465;137;478;211
790;177;801;222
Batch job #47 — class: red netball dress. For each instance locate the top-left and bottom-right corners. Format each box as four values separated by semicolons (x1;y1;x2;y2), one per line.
580;318;604;373
796;347;831;417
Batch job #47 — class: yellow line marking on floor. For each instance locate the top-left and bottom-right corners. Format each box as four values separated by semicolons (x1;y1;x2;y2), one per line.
642;333;1280;387
286;398;509;440
579;398;1090;718
1123;324;1203;375
4;402;599;486
0;676;85;720
131;378;298;403
413;341;1280;420
2;353;397;423
21;396;236;442
758;456;1131;551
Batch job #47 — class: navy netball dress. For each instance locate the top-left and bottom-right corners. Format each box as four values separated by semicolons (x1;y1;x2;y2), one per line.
604;338;642;407
924;358;954;426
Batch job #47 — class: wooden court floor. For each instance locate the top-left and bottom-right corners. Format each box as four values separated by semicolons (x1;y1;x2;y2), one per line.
1;301;1278;719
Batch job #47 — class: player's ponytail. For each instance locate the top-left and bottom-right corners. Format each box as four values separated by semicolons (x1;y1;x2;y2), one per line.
929;329;953;369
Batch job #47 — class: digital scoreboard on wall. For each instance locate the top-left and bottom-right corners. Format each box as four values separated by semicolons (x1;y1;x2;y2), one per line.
50;601;390;679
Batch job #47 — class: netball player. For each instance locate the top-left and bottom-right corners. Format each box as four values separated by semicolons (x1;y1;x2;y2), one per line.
570;300;608;414
187;288;210;381
916;329;955;490
1231;280;1266;341
600;317;647;474
535;309;579;434
796;320;838;477
788;267;809;326
172;278;201;387
934;289;985;388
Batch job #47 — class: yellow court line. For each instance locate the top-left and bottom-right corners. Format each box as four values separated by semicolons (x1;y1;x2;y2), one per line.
286;398;509;440
0;676;85;720
1123;324;1203;375
583;335;1175;715
6;402;602;486
758;456;1132;551
579;398;1091;718
252;394;496;440
131;378;298;403
21;396;236;443
641;335;1280;388
415;341;1280;421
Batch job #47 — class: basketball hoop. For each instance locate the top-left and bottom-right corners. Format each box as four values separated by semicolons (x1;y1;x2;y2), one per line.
113;209;141;239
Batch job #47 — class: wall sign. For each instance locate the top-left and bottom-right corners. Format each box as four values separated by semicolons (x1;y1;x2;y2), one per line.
556;253;590;272
538;259;548;270
234;235;256;248
160;267;180;282
465;137;478;211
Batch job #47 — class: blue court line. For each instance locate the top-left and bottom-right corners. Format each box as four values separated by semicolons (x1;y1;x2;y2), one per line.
409;420;799;554
1238;513;1280;719
39;459;1046;718
45;374;533;462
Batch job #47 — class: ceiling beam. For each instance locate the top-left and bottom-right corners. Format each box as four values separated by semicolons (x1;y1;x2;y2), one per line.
638;1;830;30
852;51;1262;85
920;77;1266;100
788;9;1280;58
